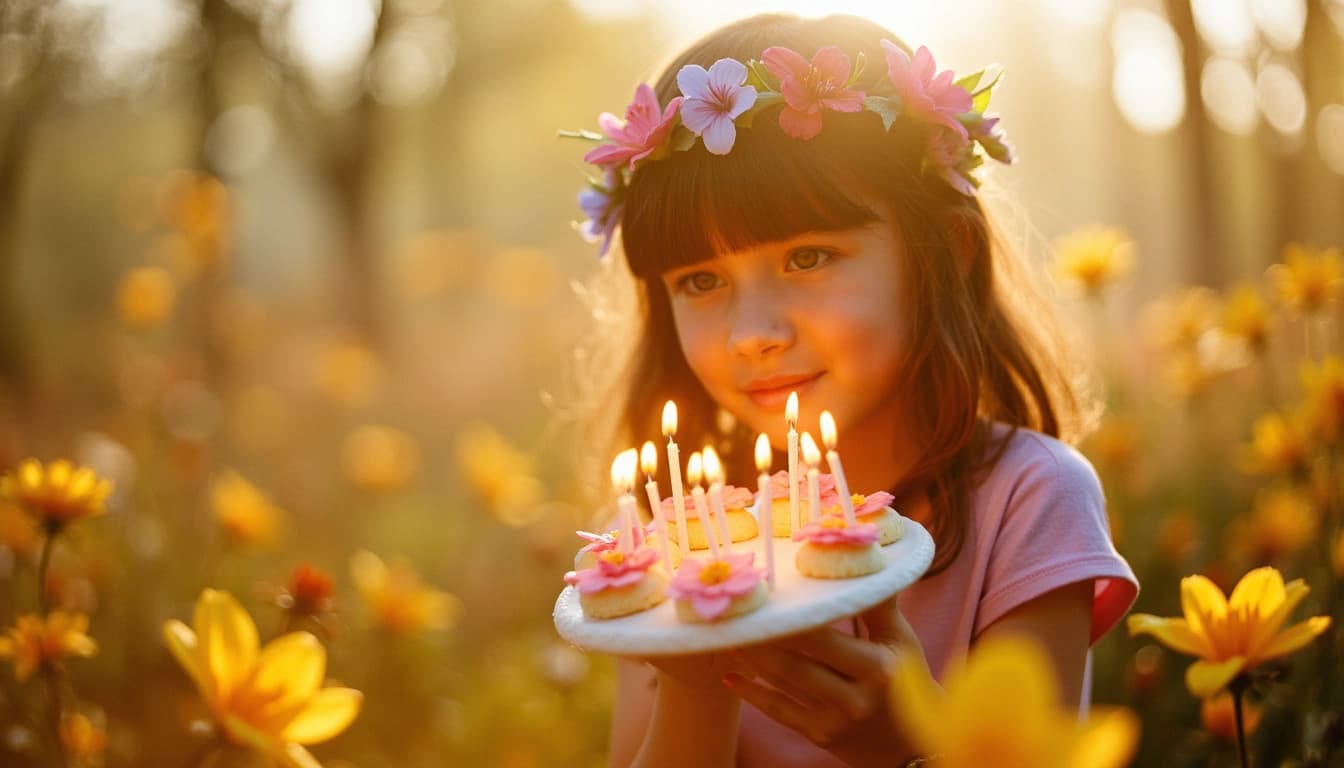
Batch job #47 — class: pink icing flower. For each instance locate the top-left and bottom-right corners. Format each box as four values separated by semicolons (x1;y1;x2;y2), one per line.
583;83;683;171
853;491;895;517
658;485;755;520
668;552;765;620
792;517;881;546
564;547;661;594
766;469;840;502
676;58;757;155
880;41;972;139
574;524;650;562
761;45;866;140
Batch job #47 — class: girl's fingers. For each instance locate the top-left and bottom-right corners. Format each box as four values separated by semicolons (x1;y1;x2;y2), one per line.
722;672;847;747
733;647;873;718
771;628;896;681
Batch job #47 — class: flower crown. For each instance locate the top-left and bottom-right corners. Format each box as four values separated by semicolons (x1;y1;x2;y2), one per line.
563;40;1015;259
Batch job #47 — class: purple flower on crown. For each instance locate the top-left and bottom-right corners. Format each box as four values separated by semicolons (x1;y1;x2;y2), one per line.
928;126;976;196
676;58;757;155
583;83;683;171
880;41;972;139
970;115;1015;164
578;167;623;259
761;45;866;140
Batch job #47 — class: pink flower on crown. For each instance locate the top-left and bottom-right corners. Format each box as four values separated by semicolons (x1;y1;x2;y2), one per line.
584;83;683;171
853;490;895;517
760;45;866;140
677;58;757;155
668;552;765;620
766;469;840;504
928;126;976;196
577;167;622;259
880;41;972;139
792;516;881;546
564;547;661;594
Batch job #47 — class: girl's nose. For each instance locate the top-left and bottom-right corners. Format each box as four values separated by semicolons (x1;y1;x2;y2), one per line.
728;293;795;359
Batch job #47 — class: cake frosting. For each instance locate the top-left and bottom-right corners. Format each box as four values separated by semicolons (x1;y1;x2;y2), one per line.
564;547;669;619
792;516;886;579
668;551;768;622
658;485;759;549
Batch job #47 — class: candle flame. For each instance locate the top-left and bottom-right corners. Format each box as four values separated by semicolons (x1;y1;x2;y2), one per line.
785;391;799;426
702;445;723;484
622;448;640;488
801;431;822;466
820;410;838;449
609;453;625;491
687;451;703;486
754;433;772;471
640;441;658;475
662;400;677;436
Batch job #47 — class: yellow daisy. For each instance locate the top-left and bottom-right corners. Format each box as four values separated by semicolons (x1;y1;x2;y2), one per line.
1267;242;1343;314
1220;283;1271;350
1052;225;1136;297
210;469;285;550
0;612;98;682
0;459;112;531
350;550;462;636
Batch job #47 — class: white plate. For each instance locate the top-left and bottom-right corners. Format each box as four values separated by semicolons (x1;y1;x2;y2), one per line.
552;517;933;655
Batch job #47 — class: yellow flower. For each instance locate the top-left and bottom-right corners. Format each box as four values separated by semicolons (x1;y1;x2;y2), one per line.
163;589;361;767
890;635;1139;768
315;341;382;407
1052;225;1136;297
341;425;420;493
1240;411;1312;477
116;267;176;329
210;469;285;550
61;711;108;766
0;500;39;559
1220;283;1271;350
1300;356;1344;447
455;421;547;527
1084;416;1138;471
1267;242;1343;314
0;459;112;531
350;550;463;636
0;612;98;682
1201;690;1262;743
162;171;231;272
1142;286;1218;352
1223;486;1318;564
1127;566;1332;697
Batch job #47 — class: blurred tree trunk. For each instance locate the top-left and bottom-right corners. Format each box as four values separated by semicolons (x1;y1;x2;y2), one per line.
0;4;51;427
1164;0;1221;285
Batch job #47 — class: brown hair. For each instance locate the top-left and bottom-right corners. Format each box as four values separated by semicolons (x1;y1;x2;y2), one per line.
577;13;1094;577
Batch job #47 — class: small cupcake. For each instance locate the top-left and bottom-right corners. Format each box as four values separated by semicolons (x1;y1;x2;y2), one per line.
849;491;904;545
763;470;842;537
792;517;885;579
574;525;681;570
564;547;668;619
668;552;768;623
659;486;759;550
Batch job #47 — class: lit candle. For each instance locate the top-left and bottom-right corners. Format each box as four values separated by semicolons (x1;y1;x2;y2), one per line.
662;401;690;557
702;445;732;553
786;391;800;535
819;411;857;526
640;441;672;567
754;433;775;590
686;452;720;559
801;431;822;524
611;450;640;552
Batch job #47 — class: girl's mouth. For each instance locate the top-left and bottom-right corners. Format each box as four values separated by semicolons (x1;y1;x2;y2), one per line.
742;372;824;409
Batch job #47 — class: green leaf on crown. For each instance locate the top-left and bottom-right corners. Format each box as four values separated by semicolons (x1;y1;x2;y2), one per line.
864;95;903;131
738;91;783;129
669;125;697;152
845;51;867;88
746;59;780;93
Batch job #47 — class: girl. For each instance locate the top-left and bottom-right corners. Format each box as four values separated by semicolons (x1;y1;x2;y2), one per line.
568;12;1138;767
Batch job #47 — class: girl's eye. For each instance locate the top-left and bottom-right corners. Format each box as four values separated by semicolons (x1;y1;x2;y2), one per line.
786;248;833;272
676;271;725;295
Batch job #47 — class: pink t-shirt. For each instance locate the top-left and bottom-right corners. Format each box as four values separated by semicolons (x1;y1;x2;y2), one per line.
736;425;1139;767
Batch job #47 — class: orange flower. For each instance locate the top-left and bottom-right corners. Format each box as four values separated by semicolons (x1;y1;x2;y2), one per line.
1201;690;1262;742
210;469;285;550
1128;567;1331;697
116;267;176;329
1052;225;1136;297
1224;487;1318;564
60;711;108;766
0;612;98;682
455;421;547;527
0;459;112;531
1267;242;1342;314
1142;287;1218;352
1240;411;1312;477
350;550;462;636
287;565;335;618
315;341;382;407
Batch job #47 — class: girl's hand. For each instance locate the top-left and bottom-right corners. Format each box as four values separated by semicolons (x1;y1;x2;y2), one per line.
636;649;742;696
722;596;930;767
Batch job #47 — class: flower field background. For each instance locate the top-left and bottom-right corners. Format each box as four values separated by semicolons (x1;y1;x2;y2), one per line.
1;1;1343;766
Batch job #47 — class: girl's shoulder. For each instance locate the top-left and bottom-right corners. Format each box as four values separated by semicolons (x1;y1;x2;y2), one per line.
976;422;1102;508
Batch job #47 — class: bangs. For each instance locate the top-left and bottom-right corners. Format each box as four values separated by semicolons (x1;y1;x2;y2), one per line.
620;111;900;280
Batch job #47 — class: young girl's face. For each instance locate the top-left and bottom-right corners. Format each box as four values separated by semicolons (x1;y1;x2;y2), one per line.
660;206;908;447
